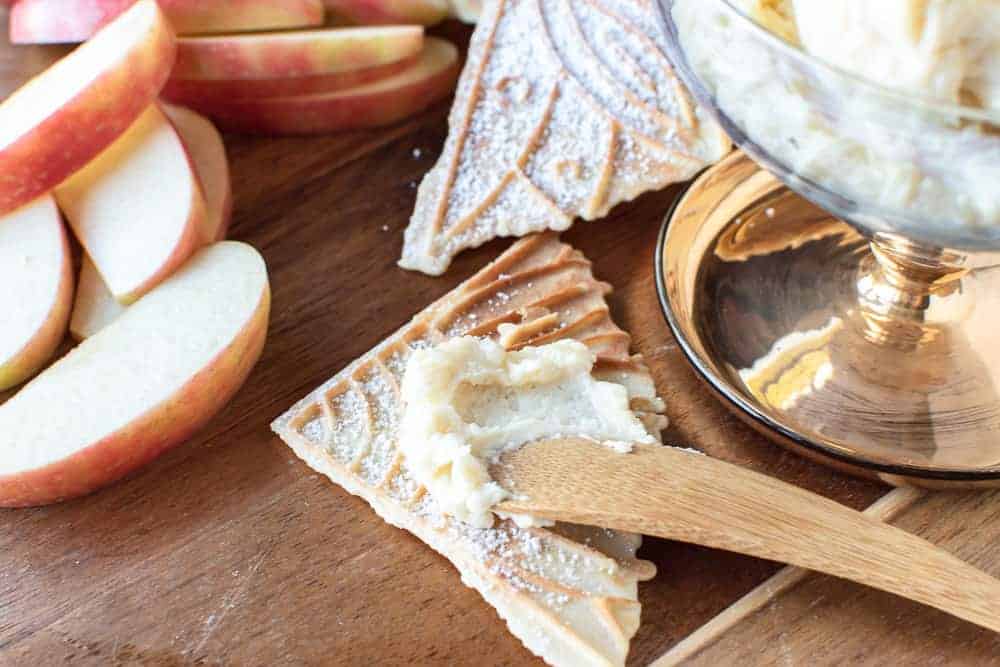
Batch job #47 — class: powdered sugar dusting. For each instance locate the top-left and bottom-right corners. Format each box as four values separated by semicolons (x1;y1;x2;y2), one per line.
440;262;594;338
386;467;421;503
400;0;729;276
380;347;412;383
299;414;325;444
541;0;672;142
357;367;400;485
275;235;666;666
326;387;369;465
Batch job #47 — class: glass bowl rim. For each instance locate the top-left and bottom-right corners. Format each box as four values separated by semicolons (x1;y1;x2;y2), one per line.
668;0;1000;125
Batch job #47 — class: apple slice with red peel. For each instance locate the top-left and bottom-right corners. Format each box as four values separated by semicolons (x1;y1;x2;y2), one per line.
162;56;419;102
163;27;424;103
0;196;73;391
0;0;174;217
56;105;207;305
69;256;125;342
163;104;232;243
323;0;448;25
171;26;423;80
0;242;270;507
189;38;461;135
6;0;130;42
70;106;229;340
10;0;324;44
159;0;326;34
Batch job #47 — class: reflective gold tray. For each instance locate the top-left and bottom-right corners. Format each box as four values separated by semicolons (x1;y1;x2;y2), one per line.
656;152;1000;487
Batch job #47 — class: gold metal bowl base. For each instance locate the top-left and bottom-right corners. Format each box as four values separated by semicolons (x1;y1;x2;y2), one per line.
656;152;1000;487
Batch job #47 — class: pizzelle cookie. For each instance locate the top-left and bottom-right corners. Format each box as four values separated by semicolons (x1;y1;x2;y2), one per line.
399;0;730;275
273;234;667;666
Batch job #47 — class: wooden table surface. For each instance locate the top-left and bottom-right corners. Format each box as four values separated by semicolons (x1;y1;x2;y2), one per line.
2;17;999;666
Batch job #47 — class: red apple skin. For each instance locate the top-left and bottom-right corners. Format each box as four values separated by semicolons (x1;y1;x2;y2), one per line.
171;27;423;80
10;0;133;43
0;288;270;507
162;0;324;33
163;103;233;242
185;44;460;135
0;203;74;391
323;0;448;26
10;0;324;44
0;1;175;216
162;55;419;102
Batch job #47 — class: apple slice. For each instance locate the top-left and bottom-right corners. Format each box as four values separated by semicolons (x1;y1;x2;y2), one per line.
185;38;461;135
0;196;73;391
69;106;229;341
323;0;448;25
163;104;232;243
0;242;270;507
10;0;324;44
449;0;481;22
56;105;207;304
162;56;419;102
0;0;174;217
69;256;126;342
171;26;423;80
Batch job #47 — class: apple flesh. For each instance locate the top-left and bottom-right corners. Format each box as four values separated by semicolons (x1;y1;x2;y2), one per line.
0;242;270;507
69;256;125;342
0;196;73;391
449;0;481;22
56;105;207;304
323;0;448;25
163;104;232;243
10;0;324;44
0;0;175;217
171;26;424;80
184;38;461;135
69;106;230;341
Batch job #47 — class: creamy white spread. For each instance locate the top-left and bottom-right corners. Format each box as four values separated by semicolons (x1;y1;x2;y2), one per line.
674;0;1000;231
787;0;1000;110
398;336;654;528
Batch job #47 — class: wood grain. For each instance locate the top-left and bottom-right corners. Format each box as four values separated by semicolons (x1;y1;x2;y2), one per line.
1;16;995;666
497;441;1000;635
675;488;1000;666
652;486;926;667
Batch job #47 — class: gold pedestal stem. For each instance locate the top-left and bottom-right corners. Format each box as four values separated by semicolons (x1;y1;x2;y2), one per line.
855;234;969;349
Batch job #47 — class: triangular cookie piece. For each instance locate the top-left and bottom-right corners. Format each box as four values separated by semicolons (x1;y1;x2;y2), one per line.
399;0;730;275
274;234;666;666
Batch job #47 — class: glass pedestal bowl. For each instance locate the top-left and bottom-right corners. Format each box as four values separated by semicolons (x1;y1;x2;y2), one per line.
654;0;1000;485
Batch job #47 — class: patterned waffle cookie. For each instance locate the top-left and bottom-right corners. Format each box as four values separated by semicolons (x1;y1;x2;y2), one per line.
399;0;730;275
273;234;666;666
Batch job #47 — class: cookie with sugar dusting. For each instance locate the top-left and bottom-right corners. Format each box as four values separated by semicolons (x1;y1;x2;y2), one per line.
399;0;730;275
273;234;665;667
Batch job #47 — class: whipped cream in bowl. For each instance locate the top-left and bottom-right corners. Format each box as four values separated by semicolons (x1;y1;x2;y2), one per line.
651;0;1000;481
660;0;1000;249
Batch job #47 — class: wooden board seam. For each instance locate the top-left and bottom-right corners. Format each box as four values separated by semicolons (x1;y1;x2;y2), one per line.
650;486;926;666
